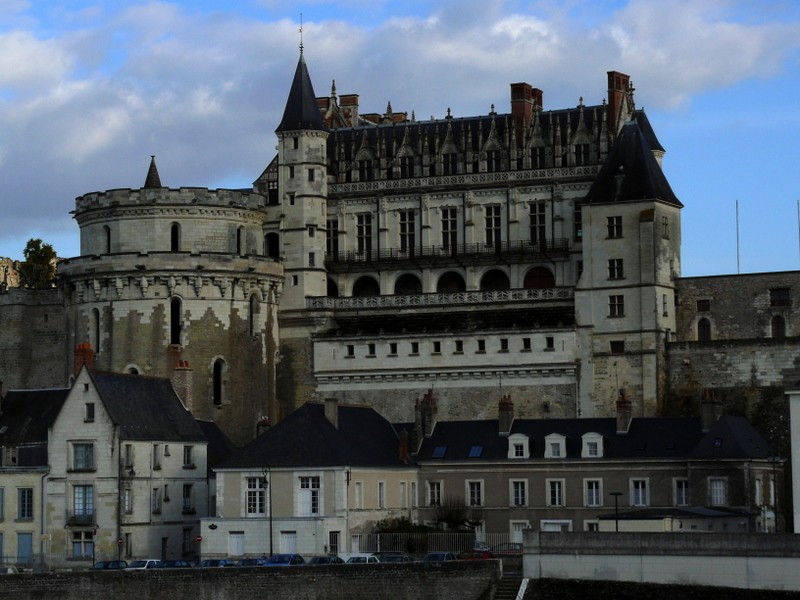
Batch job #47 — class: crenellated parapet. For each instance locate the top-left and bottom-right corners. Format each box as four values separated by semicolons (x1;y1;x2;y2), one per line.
74;187;267;215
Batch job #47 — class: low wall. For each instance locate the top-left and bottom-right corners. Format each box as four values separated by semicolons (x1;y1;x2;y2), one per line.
0;560;500;600
523;532;800;592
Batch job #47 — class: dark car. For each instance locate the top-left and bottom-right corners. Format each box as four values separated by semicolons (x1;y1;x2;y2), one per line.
458;549;493;560
235;557;269;567
379;553;414;563
306;555;344;565
421;552;458;562
198;558;234;568
158;560;193;568
490;542;523;555
91;560;128;570
264;553;305;566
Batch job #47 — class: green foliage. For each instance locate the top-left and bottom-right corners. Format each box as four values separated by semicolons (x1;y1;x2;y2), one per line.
373;516;433;534
18;238;57;289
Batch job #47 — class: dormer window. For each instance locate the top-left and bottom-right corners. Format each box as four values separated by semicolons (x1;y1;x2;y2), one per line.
581;433;604;458
507;433;530;459
544;434;566;459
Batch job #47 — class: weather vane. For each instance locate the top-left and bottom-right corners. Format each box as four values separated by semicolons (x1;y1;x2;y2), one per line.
299;13;304;53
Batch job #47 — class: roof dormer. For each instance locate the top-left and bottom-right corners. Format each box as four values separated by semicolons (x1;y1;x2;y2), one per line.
544;433;566;458
581;432;604;458
507;433;529;459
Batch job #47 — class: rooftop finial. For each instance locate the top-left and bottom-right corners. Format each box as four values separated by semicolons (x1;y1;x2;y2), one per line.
299;13;304;53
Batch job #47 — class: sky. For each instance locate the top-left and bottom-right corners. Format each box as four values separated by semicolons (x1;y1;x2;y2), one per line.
1;0;799;276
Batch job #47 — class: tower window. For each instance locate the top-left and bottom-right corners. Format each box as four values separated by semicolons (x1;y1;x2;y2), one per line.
212;358;226;406
170;297;182;345
170;223;181;252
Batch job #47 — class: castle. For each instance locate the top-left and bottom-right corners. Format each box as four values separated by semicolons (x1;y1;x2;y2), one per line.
1;51;799;446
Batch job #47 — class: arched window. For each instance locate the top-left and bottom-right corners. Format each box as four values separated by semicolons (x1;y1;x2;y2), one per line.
170;297;182;345
480;269;510;291
394;274;422;295
524;267;555;289
212;358;226;406
265;232;280;259
436;271;466;293
236;227;245;255
771;315;786;339
327;279;339;298
352;276;380;297
103;226;111;254
91;308;100;353
170;223;181;252
697;318;711;342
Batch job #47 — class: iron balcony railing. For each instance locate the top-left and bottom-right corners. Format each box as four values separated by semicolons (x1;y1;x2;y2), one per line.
325;238;569;268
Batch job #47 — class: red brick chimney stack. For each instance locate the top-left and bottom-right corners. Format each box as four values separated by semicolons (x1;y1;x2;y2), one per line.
616;388;632;434
499;394;514;436
171;360;194;411
607;71;631;133
73;342;95;376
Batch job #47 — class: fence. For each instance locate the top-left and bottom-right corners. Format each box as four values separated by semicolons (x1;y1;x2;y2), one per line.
349;532;512;555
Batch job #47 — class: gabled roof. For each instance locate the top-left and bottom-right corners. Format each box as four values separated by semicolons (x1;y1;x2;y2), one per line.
416;415;767;462
0;388;70;446
689;415;771;459
275;52;326;133
218;402;407;469
88;369;205;443
196;419;237;469
584;117;682;208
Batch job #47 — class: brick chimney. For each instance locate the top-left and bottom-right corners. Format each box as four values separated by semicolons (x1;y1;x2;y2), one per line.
415;389;438;439
701;388;724;431
398;429;410;463
171;360;194;411
498;394;514;436
73;342;95;376
340;94;360;127
607;70;631;133
324;397;339;429
616;388;632;434
510;82;535;133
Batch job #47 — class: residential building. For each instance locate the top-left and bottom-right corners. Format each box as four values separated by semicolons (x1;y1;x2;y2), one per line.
202;399;415;558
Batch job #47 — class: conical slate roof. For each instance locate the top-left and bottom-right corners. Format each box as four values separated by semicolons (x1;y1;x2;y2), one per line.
144;155;162;188
275;52;326;133
584;118;681;207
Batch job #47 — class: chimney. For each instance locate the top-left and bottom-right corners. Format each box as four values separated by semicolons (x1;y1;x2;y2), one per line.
701;388;724;431
256;417;270;437
616;388;632;433
510;82;534;133
73;342;95;376
398;429;409;463
607;70;631;133
171;360;194;411
498;394;514;436
324;397;339;429
421;389;437;438
340;94;359;127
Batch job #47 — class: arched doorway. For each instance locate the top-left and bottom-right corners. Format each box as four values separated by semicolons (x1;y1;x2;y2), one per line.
394;274;422;295
523;267;555;289
352;276;380;297
480;269;510;291
436;272;466;293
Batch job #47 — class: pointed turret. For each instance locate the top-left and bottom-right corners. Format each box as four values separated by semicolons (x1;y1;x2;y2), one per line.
276;52;325;133
144;155;162;188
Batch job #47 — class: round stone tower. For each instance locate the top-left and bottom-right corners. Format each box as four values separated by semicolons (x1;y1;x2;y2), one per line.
58;157;283;444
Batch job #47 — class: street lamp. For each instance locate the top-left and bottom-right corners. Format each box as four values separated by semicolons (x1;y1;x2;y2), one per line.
609;492;622;532
262;466;273;557
768;452;780;533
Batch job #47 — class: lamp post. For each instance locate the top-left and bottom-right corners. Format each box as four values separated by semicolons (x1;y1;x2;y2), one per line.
768;452;780;533
262;466;273;557
610;492;622;532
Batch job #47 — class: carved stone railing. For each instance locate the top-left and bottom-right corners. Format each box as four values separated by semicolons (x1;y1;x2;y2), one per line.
306;287;574;310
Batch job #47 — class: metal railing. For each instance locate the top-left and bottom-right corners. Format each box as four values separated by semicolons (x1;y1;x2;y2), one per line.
349;532;514;555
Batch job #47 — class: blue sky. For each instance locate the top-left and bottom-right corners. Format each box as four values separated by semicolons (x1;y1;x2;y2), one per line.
1;0;799;276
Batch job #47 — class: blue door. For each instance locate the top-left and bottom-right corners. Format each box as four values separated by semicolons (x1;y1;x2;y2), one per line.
17;532;33;564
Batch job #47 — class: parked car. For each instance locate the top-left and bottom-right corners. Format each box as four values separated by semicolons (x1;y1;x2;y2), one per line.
345;554;380;564
198;558;234;568
234;557;269;567
306;555;344;565
91;560;128;570
126;559;162;570
379;553;413;563
264;553;305;566
422;552;458;562
490;542;523;555
458;549;493;560
0;565;20;575
158;560;193;568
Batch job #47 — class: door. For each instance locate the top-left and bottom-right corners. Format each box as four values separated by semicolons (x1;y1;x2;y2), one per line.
229;532;245;556
280;531;297;554
17;533;33;565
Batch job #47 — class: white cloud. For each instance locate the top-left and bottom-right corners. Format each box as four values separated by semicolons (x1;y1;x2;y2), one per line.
0;31;73;89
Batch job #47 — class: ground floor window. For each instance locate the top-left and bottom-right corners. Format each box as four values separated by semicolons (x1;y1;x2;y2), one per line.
72;530;93;559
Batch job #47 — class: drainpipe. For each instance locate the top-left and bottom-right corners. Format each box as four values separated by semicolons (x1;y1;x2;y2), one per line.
40;469;49;570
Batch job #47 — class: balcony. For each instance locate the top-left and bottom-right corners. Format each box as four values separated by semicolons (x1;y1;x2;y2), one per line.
325;238;570;272
66;511;95;526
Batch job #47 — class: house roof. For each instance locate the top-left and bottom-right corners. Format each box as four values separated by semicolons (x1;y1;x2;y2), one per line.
196;419;237;469
416;414;767;462
218;401;407;470
584;118;682;207
88;369;206;443
0;388;70;445
276;52;326;133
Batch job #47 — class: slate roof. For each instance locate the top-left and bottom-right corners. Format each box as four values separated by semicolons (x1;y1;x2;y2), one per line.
196;419;237;470
218;402;407;469
88;370;205;443
416;415;767;462
143;155;162;188
584;118;682;207
0;388;70;466
276;52;326;133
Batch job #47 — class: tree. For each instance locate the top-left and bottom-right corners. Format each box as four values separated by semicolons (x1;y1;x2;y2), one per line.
18;238;57;289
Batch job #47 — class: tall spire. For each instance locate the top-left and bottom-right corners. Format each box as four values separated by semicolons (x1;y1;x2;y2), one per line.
144;155;162;188
275;52;326;133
